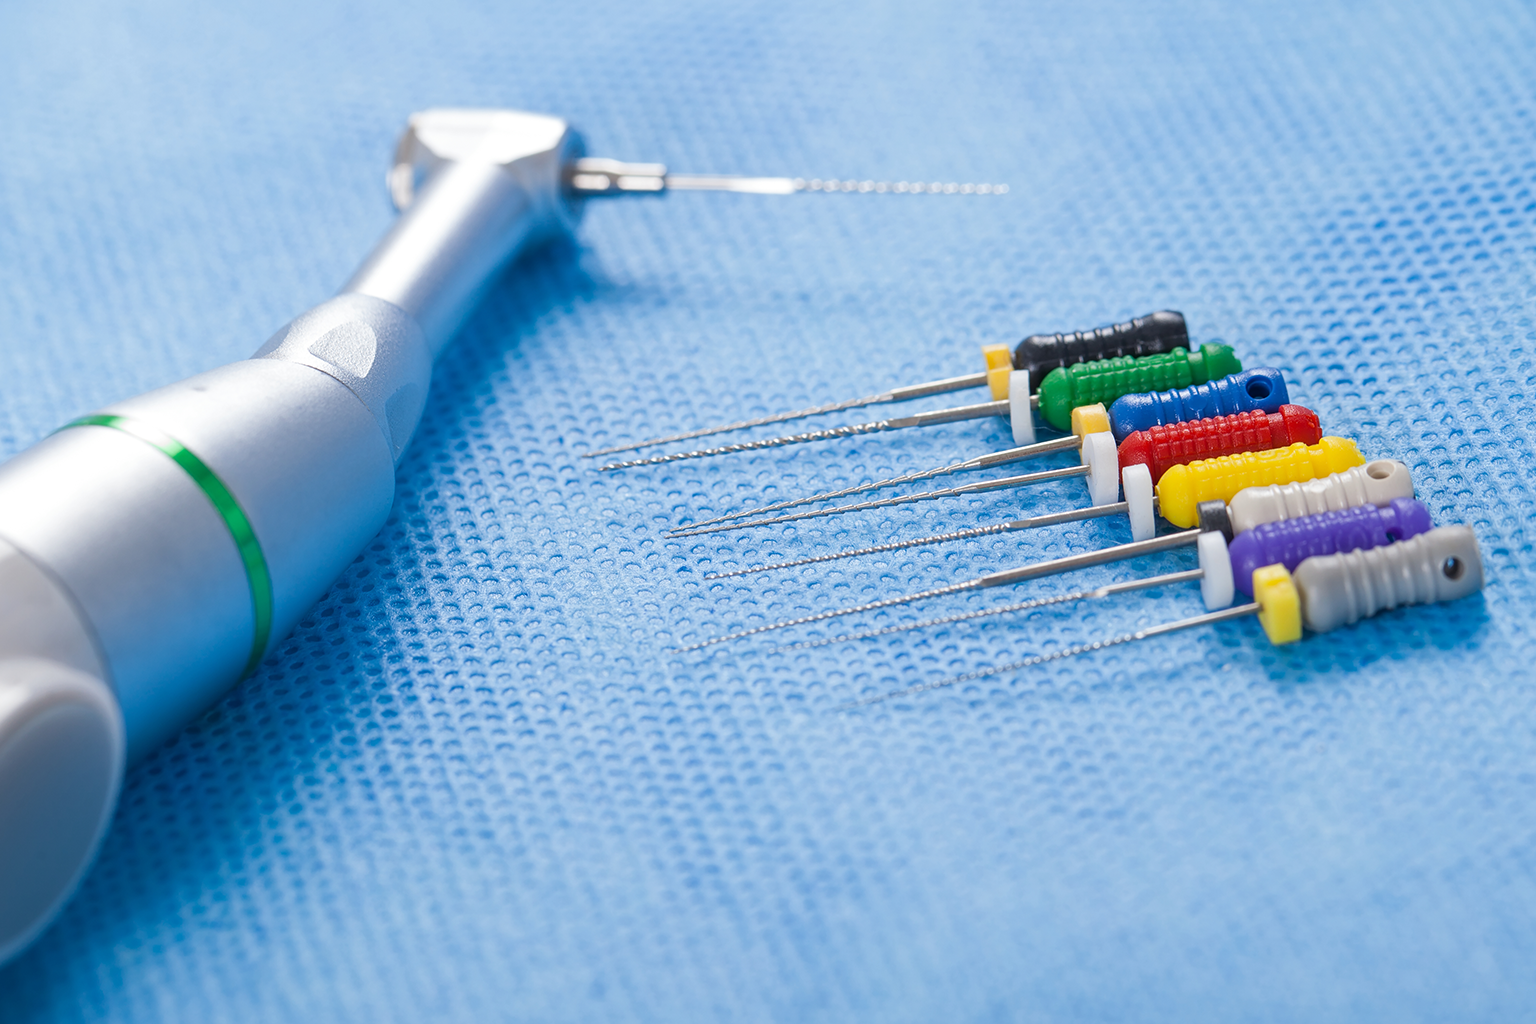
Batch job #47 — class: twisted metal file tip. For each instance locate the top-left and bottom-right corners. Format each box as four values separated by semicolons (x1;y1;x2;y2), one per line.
595;420;893;472
773;570;1204;653
668;464;1090;537
835;603;1261;709
703;522;1016;580
676;579;981;652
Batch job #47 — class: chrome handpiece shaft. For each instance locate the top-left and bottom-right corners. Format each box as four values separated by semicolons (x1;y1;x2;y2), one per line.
0;107;592;964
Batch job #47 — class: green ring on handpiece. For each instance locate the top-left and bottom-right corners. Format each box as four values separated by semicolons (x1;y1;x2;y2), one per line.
60;414;273;676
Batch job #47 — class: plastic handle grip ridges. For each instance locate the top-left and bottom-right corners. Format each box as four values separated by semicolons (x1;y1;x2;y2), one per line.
1292;525;1485;634
1107;367;1290;441
1118;404;1322;484
1226;459;1414;535
1011;310;1189;392
1228;498;1433;596
1155;437;1365;528
1036;344;1241;431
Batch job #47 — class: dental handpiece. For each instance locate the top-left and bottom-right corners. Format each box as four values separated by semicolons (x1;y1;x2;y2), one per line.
0;107;1006;963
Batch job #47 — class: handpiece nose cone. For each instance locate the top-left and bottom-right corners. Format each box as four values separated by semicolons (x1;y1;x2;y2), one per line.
0;659;124;966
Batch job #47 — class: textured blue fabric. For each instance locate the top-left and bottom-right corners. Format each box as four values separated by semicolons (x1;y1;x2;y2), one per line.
2;0;1536;1019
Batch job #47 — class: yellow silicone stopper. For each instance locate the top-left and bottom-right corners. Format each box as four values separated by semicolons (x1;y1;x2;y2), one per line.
988;365;1013;400
1252;563;1303;645
1153;436;1366;527
1070;403;1110;438
982;344;1013;371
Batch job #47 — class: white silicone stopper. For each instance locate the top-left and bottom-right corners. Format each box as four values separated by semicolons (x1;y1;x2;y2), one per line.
1197;530;1236;610
1122;463;1156;541
1080;431;1119;506
1009;369;1034;446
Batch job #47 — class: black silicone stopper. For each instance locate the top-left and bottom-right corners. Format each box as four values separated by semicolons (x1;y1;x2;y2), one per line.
1196;500;1235;543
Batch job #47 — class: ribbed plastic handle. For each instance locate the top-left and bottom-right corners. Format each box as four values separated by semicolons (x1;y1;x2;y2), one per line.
1293;524;1485;633
1107;367;1290;441
1226;459;1414;535
1035;344;1241;431
1228;498;1433;596
1118;404;1322;483
1155;437;1365;528
1011;310;1189;393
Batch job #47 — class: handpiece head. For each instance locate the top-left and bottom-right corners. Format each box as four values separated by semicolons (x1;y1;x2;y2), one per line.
345;108;587;351
386;107;587;227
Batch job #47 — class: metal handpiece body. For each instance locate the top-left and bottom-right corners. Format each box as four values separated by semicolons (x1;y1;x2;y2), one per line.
0;109;585;964
0;106;1008;963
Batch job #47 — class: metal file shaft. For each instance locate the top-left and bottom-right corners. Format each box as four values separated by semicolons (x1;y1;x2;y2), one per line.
775;568;1206;653
684;529;1201;651
839;604;1262;709
678;435;1082;532
597;398;1021;472
582;371;993;459
702;500;1145;578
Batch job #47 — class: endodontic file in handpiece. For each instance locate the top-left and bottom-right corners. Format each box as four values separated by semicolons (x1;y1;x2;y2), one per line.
0;108;1004;962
